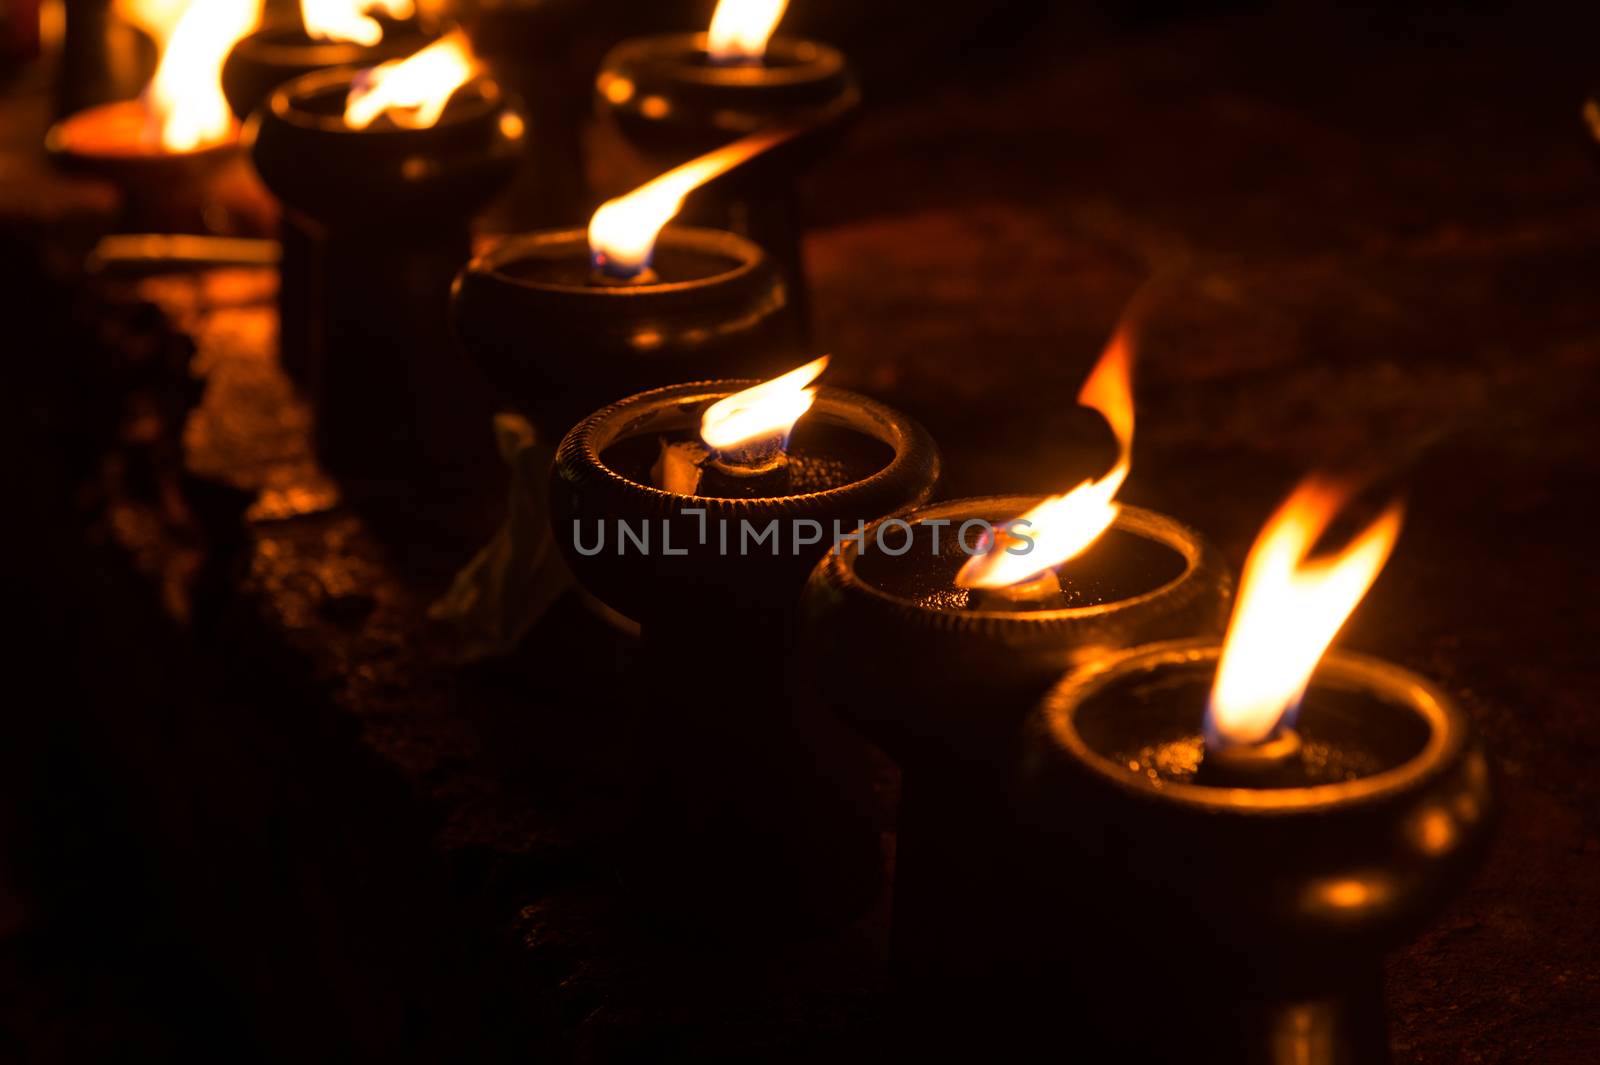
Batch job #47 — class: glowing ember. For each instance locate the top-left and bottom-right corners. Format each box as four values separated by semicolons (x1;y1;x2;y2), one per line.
302;0;415;47
1206;478;1404;747
701;355;830;453
587;126;798;279
707;0;789;63
344;30;476;131
956;329;1135;590
121;0;261;152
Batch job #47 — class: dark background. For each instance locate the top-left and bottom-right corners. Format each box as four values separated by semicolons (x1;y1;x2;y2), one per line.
2;0;1598;1061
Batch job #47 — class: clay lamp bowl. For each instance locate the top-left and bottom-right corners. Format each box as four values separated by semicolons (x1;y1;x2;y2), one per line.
799;496;1230;986
1023;642;1492;1062
1019;478;1494;1062
452;225;791;443
452;126;805;444
546;367;941;937
247;58;522;485
46;99;246;234
797;327;1229;990
223;10;434;380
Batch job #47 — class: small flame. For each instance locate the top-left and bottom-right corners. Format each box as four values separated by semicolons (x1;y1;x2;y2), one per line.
302;0;415;47
588;126;797;279
344;30;477;131
956;330;1135;589
1206;478;1405;747
123;0;261;152
707;0;789;62
701;356;830;452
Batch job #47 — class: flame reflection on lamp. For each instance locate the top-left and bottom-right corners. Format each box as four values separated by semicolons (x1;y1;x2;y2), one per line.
246;31;522;488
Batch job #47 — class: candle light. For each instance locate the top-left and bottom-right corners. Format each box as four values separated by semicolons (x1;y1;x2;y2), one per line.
1199;477;1405;784
47;0;263;232
594;0;860;336
955;329;1136;606
545;369;940;934
451;129;803;444
586;125;799;282
246;31;522;486
1020;476;1493;1062
796;329;1232;990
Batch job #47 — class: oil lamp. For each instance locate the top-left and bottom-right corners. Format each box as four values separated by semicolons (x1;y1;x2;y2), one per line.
222;1;430;121
223;1;432;383
546;361;941;934
594;0;860;334
451;128;801;444
47;0;264;233
1022;477;1493;1062
797;330;1232;985
247;30;523;484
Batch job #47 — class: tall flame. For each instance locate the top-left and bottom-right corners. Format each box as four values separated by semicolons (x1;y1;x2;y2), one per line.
588;126;797;279
124;0;261;152
344;30;477;130
956;330;1135;589
302;0;415;47
707;0;789;62
1206;478;1405;746
701;356;830;451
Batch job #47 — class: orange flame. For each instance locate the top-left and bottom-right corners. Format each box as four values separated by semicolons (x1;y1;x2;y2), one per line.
956;330;1135;589
302;0;415;47
1206;478;1405;746
707;0;789;62
701;356;830;451
588;126;797;278
344;30;476;130
120;0;261;152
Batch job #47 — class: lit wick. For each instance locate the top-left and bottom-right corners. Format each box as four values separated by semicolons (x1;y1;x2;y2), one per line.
957;328;1134;611
653;356;829;495
1198;476;1405;786
1194;725;1305;787
591;255;659;286
966;526;1067;611
709;431;787;477
587;125;800;285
